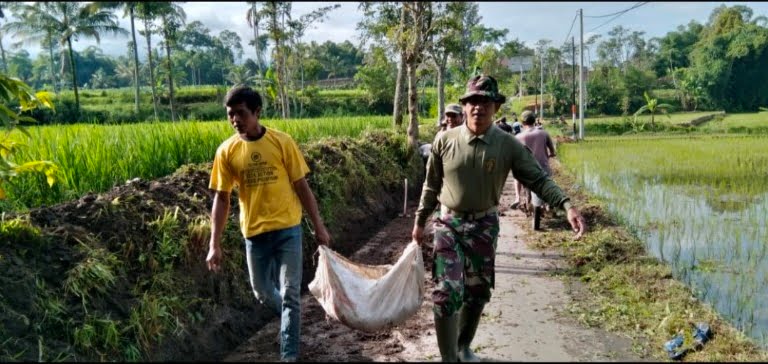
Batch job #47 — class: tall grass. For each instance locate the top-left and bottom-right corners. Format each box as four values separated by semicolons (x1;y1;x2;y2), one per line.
559;134;768;348
3;116;392;211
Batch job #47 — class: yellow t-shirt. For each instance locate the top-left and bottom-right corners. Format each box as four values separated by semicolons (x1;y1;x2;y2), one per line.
209;128;310;238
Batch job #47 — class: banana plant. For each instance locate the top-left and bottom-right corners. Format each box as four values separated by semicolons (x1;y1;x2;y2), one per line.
634;91;674;128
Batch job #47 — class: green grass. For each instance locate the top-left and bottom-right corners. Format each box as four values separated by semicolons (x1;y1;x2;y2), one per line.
699;111;768;133
3;115;393;211
586;111;718;126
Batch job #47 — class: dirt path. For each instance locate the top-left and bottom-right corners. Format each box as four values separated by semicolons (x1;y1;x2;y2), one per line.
222;175;649;362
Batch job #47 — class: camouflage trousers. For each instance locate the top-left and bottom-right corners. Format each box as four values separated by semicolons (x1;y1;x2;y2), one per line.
431;211;499;318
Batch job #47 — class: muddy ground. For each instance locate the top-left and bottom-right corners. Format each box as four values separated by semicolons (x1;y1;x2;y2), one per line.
221;175;649;362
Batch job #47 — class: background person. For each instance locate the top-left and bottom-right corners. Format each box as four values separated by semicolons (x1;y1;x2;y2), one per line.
206;85;331;362
421;103;464;165
440;103;464;132
512;110;557;218
412;75;586;362
495;116;514;133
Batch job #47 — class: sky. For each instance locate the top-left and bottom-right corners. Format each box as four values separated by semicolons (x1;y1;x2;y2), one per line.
4;1;768;63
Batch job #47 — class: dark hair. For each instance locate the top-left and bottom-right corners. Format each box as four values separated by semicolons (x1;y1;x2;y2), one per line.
522;112;536;125
224;85;262;112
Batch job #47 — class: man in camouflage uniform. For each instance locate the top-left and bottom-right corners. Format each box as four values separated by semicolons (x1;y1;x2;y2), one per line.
412;75;587;362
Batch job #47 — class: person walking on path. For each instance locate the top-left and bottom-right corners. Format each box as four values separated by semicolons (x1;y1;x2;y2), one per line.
412;74;587;362
421;103;464;165
206;85;331;362
512;110;557;214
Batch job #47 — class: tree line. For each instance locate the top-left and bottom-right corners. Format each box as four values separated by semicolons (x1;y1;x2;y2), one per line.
0;2;766;142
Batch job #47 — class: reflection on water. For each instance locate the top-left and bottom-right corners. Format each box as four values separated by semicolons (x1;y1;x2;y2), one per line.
579;164;768;348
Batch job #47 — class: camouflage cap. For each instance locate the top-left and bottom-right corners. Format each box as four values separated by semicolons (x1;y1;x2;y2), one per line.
459;75;506;104
445;103;462;115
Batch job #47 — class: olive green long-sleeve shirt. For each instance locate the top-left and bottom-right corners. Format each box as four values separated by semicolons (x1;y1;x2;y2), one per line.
414;123;570;227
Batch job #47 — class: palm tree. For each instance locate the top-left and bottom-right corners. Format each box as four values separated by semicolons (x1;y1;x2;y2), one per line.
94;2;142;113
633;91;674;127
114;58;135;85
226;65;257;86
135;2;162;121
3;2;60;93
47;2;127;113
155;2;185;122
246;2;263;76
262;2;292;119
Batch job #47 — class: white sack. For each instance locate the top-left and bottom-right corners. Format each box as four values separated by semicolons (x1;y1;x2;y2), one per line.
308;240;425;332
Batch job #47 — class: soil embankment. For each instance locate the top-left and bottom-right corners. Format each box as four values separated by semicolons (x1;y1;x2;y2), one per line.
0;130;422;361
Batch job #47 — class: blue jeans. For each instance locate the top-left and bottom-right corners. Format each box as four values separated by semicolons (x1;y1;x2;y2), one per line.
245;224;303;361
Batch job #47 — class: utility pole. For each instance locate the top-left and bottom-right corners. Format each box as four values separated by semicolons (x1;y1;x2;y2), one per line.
539;46;544;121
578;8;585;140
572;36;576;134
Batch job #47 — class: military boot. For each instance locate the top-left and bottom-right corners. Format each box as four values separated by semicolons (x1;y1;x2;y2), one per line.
457;303;485;362
434;312;459;362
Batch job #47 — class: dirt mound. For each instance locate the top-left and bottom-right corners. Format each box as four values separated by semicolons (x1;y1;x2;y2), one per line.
0;130;423;361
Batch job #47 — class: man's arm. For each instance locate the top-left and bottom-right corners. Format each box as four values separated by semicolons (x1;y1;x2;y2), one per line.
546;134;556;158
206;190;230;272
293;177;331;246
412;141;444;244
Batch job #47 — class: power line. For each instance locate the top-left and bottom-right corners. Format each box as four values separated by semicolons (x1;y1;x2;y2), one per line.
561;12;579;47
583;2;647;18
587;2;649;32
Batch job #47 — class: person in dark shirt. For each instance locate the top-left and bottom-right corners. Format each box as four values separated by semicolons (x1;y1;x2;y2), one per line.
495;116;513;133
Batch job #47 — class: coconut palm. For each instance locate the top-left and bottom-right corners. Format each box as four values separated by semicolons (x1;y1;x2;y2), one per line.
135;2;162;121
93;2;143;113
633;91;674;127
34;2;127;113
114;58;135;85
155;2;186;122
89;68;113;89
246;2;264;75
226;65;258;86
3;2;61;93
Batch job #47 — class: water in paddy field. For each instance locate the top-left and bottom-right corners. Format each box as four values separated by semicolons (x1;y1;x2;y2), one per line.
578;166;768;348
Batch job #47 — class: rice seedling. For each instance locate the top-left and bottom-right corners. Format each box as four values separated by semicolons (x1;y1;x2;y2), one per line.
559;134;768;348
2;115;392;211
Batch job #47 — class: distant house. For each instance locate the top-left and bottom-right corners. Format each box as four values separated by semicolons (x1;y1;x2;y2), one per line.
502;56;535;73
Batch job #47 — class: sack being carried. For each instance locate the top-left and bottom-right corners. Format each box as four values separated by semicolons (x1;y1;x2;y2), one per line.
308;241;425;332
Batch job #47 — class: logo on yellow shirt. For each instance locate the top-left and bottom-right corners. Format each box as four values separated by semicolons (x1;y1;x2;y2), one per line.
251;152;262;163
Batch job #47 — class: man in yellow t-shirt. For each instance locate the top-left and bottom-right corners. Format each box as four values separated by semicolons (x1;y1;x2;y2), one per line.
206;85;330;362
